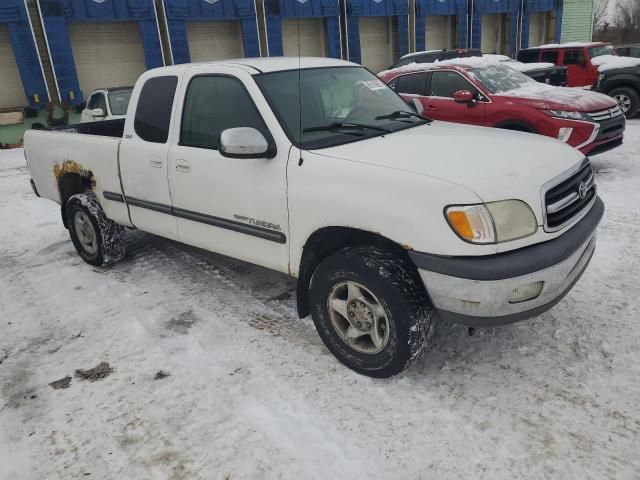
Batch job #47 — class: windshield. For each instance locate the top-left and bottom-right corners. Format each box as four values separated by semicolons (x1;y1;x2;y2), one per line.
108;89;133;116
254;67;426;149
469;64;537;94
589;45;616;59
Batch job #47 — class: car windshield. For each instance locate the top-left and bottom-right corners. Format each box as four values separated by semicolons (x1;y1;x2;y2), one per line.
469;64;537;94
108;89;133;116
589;45;616;58
254;66;427;149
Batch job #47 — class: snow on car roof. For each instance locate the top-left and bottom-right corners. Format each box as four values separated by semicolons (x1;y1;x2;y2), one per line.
524;41;607;49
189;57;357;73
378;55;552;76
592;54;640;72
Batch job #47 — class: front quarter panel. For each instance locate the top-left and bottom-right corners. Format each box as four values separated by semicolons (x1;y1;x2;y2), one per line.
287;147;496;277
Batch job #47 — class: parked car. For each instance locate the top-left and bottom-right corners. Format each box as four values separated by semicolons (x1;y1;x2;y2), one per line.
80;87;133;123
592;55;640;118
379;59;625;156
25;58;603;378
517;42;616;88
483;54;567;86
387;48;483;70
615;44;640;58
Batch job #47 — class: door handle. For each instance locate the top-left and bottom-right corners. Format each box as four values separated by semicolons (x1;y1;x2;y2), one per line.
149;156;163;168
175;159;191;173
425;105;437;111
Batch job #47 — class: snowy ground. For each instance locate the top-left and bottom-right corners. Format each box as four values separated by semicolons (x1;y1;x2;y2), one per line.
1;124;640;480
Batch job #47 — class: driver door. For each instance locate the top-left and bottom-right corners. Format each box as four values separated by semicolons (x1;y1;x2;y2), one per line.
422;70;486;125
166;66;291;273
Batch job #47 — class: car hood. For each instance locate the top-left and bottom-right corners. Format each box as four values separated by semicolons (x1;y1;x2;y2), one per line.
313;121;585;220
494;83;617;111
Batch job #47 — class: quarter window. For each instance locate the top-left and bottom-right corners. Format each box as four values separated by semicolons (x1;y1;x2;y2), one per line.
180;76;267;150
429;71;477;98
394;73;427;95
134;76;178;143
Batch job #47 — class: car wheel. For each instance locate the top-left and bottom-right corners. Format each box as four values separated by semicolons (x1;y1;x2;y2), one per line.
66;192;126;267
610;87;640;118
309;246;435;378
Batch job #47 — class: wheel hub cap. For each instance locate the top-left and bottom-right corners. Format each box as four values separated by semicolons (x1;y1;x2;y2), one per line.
327;281;390;354
73;211;98;255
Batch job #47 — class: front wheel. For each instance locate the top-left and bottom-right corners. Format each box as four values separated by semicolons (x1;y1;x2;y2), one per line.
609;87;640;118
66;192;126;267
309;246;434;377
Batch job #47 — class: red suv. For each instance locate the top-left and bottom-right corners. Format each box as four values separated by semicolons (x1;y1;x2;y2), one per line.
378;60;625;156
517;42;616;88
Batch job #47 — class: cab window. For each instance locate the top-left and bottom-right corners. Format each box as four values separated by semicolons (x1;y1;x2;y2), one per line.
429;71;477;98
88;93;106;112
180;76;267;150
540;50;559;63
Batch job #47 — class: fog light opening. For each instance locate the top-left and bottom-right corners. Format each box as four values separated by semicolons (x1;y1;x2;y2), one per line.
558;127;573;143
509;281;544;304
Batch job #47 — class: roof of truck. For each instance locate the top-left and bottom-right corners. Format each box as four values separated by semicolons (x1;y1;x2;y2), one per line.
184;57;358;74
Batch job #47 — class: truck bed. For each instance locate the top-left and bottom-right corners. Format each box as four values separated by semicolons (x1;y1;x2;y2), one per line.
44;118;125;138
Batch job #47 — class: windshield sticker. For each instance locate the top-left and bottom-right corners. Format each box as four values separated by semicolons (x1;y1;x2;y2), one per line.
361;80;386;91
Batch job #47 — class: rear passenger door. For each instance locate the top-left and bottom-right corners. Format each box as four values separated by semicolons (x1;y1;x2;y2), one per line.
166;66;290;273
422;70;486;125
119;75;180;239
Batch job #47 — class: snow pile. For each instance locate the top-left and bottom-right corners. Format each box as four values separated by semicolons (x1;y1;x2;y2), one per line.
592;54;640;72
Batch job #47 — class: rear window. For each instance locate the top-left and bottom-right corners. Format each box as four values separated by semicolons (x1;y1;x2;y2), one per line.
394;73;427;95
540;50;559;63
134;76;178;143
517;50;539;63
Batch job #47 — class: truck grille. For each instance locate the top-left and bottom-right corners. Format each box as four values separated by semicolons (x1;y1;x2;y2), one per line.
544;160;596;231
586;106;623;121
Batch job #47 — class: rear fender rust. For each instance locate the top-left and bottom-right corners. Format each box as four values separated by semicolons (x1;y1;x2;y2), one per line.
53;160;96;190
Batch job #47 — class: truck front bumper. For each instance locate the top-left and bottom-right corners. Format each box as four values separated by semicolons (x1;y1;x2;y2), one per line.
409;197;604;326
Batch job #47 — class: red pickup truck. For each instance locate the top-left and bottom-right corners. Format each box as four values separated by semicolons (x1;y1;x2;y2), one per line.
516;42;616;88
378;59;625;156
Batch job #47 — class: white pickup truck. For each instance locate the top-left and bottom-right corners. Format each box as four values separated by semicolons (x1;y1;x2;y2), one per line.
25;57;604;378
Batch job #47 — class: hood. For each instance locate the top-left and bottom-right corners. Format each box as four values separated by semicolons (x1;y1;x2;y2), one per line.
314;121;585;220
495;83;617;111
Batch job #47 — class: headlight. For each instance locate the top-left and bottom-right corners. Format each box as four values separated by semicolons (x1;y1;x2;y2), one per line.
542;110;589;120
445;200;538;244
597;73;605;87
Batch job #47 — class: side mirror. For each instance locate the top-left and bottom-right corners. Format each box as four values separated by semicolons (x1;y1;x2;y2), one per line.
453;90;474;103
91;108;105;118
219;127;274;159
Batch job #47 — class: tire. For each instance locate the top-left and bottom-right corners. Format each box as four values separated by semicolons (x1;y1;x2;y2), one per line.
309;246;435;378
609;87;640;118
66;192;126;267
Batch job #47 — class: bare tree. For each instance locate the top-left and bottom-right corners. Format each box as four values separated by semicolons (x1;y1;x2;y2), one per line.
593;0;610;31
616;0;640;31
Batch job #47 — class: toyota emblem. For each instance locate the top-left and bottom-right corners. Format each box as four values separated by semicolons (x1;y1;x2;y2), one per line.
578;181;589;199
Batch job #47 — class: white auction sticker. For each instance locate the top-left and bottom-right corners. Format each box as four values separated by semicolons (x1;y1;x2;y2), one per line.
361;80;386;91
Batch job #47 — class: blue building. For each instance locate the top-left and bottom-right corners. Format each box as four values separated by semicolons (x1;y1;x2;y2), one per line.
161;0;261;64
414;0;467;52
521;0;562;49
470;0;519;56
262;0;341;58
343;0;410;74
0;0;49;109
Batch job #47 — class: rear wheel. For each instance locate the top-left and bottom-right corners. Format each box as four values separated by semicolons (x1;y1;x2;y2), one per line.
610;87;640;118
66;192;126;267
309;246;434;378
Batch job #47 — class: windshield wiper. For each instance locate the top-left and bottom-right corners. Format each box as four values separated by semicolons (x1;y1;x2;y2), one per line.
375;110;431;122
303;122;391;134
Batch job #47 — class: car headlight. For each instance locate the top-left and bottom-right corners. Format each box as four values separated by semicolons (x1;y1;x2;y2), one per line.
445;200;538;244
597;73;605;87
543;110;589;120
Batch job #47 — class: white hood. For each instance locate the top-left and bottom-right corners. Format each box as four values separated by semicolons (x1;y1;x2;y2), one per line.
316;121;585;220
